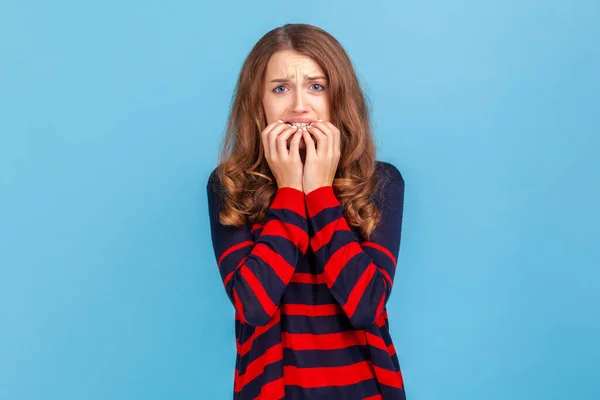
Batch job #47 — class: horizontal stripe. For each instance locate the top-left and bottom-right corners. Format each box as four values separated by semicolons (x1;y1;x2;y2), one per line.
282;346;372;369
283;361;376;388
283;282;336;305
305;185;338;218
283;314;355;335
282;331;366;351
271;187;306;217
364;395;383;400
281;303;343;317
284;378;382;399
289;273;326;284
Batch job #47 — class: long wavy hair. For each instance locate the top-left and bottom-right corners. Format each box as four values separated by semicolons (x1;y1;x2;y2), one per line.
215;23;384;240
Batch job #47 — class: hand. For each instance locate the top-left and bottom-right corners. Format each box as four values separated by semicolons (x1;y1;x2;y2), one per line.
301;121;341;194
261;120;304;191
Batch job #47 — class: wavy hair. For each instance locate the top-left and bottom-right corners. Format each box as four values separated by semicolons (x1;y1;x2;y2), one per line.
214;23;384;240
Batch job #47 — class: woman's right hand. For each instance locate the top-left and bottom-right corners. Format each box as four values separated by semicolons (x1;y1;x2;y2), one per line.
261;120;304;191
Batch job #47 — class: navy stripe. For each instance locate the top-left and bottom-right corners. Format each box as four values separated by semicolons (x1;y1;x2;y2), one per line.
283;346;372;368
282;282;337;305
237;326;282;375
266;208;309;231
283;314;354;335
284;378;381;400
310;205;342;232
237;359;283;400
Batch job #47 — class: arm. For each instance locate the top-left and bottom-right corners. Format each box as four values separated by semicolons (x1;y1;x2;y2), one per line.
207;172;309;326
305;173;405;329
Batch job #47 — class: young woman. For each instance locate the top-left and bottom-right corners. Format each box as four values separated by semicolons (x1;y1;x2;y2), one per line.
207;23;406;400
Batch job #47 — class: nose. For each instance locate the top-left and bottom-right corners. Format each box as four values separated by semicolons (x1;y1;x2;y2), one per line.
291;89;309;113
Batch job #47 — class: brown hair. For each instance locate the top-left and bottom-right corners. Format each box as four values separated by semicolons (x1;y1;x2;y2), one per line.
214;23;383;239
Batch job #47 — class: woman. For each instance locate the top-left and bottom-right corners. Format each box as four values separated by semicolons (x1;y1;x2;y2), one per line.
207;23;406;400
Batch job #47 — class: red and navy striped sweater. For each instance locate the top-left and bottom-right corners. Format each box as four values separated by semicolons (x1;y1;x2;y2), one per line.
207;161;406;399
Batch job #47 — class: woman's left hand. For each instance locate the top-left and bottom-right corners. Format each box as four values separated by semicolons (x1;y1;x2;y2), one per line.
301;121;342;195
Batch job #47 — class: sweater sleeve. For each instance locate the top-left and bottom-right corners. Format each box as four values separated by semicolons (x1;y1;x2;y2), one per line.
207;172;309;326
304;172;405;329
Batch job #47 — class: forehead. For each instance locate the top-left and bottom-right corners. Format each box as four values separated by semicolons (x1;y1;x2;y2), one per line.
264;49;324;78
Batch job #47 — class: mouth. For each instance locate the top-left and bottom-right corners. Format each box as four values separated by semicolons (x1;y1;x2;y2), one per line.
285;121;314;128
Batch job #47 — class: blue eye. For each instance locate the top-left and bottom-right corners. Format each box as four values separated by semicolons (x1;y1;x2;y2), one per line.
310;83;325;91
273;85;287;93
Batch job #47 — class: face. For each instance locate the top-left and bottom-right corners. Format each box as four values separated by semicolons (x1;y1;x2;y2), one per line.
262;49;330;150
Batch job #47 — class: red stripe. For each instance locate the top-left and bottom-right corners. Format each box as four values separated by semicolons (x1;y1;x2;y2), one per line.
253;243;295;284
251;223;264;233
323;242;363;286
343;262;376;318
233;288;245;323
261;220;309;254
364;395;383;400
310;217;349;252
282;331;367;351
271;187;306;218
290;273;326;284
362;241;397;266
283;361;376;388
254;377;284;399
373;365;404;388
281;303;343;317
365;332;389;354
218;240;253;268
239;265;276;316
387;344;396;356
237;312;281;356
305;185;339;218
234;344;283;392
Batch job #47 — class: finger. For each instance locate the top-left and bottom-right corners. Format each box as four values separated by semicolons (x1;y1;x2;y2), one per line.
316;121;341;158
262;120;285;158
268;122;291;159
289;129;303;158
323;122;341;157
276;125;299;157
302;130;317;159
307;125;327;157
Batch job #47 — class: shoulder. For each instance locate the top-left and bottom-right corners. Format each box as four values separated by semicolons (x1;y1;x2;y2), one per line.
375;160;404;183
372;160;405;206
206;166;224;198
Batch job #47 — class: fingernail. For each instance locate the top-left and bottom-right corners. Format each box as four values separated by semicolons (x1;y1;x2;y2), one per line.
317;119;323;122
277;119;284;123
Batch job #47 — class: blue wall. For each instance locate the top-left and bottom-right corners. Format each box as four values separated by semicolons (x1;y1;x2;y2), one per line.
1;1;598;399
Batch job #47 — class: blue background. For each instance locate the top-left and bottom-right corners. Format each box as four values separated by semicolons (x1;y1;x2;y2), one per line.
1;1;599;399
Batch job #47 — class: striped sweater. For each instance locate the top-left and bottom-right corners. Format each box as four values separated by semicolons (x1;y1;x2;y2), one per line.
207;161;406;400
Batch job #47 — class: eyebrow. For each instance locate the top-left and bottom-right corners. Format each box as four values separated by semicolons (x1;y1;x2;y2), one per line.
269;75;327;83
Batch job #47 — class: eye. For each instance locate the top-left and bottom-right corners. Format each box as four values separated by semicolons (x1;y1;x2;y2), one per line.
273;85;287;93
310;83;325;91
